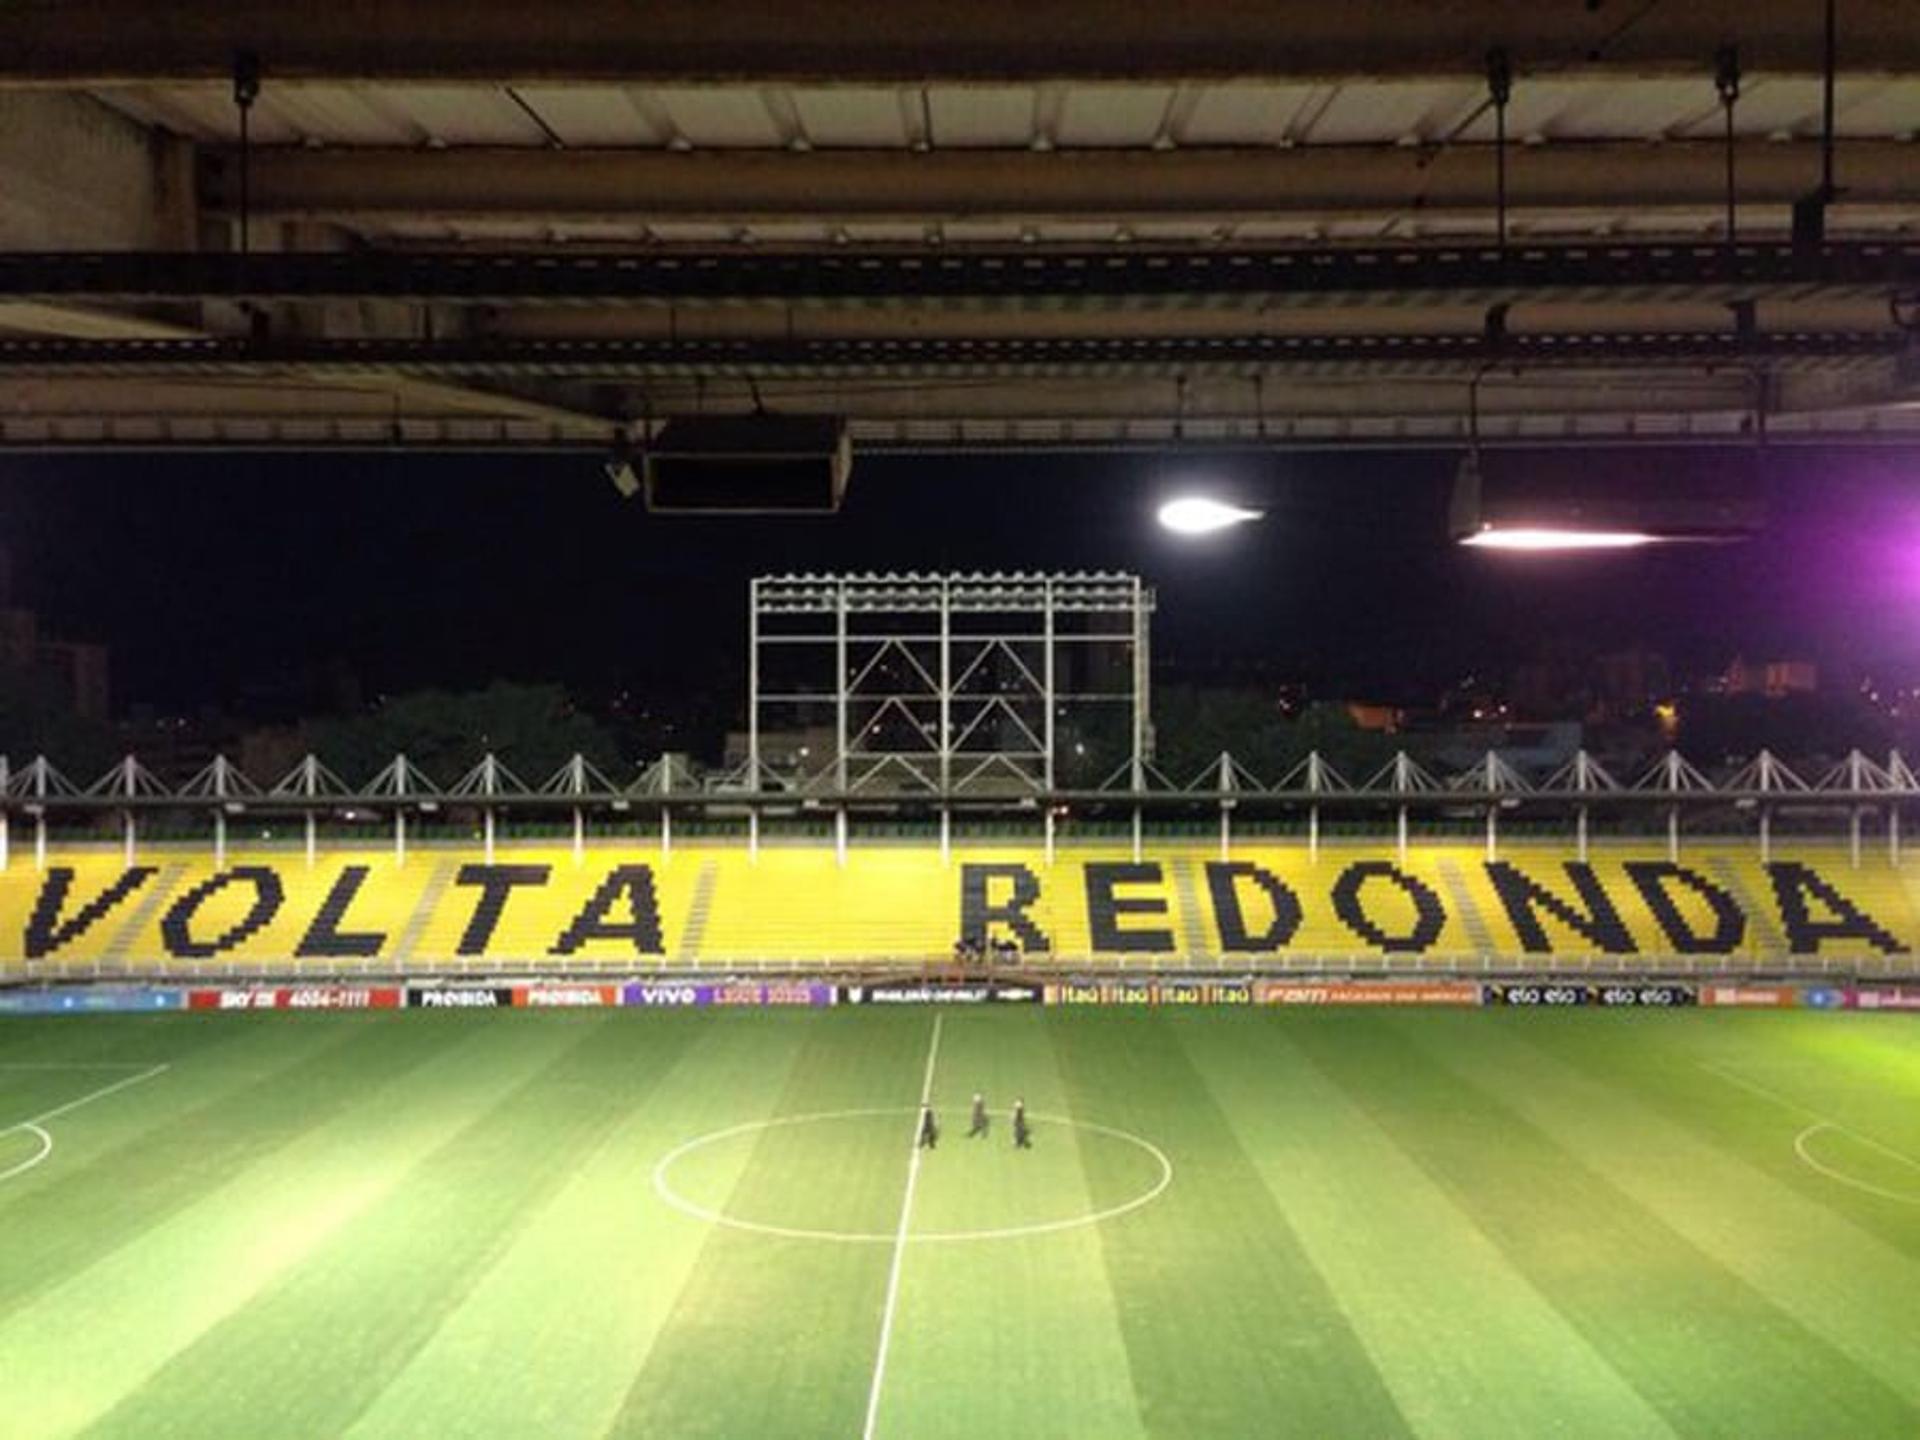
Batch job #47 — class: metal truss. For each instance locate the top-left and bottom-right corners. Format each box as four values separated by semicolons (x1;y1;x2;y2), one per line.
0;329;1900;379
748;572;1152;859
0;744;1913;875
1;241;1916;306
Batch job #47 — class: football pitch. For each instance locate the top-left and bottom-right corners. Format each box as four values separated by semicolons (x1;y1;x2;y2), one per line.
3;1008;1919;1439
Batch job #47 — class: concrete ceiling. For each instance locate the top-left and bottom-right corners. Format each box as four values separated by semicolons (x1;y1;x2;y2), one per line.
0;1;1917;453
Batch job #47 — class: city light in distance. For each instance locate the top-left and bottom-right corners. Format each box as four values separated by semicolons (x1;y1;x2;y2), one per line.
1156;497;1265;536
1460;526;1661;551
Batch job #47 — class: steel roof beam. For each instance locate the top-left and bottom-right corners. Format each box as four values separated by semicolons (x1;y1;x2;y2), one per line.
3;241;1916;305
202;140;1920;228
0;329;1899;380
3;1;1916;84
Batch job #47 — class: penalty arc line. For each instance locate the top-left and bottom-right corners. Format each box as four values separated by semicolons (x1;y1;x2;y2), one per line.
0;1063;170;1184
1699;1062;1920;1203
860;1012;943;1440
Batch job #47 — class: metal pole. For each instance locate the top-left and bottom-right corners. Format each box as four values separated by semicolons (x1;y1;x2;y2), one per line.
1218;753;1232;862
1850;807;1861;869
661;804;672;863
1309;803;1319;865
1044;806;1056;867
1397;804;1408;866
835;578;848;795
1668;805;1679;863
835;577;848;871
0;810;8;873
573;805;584;864
214;809;227;869
1892;807;1902;866
1043;578;1056;793
1131;575;1147;865
395;808;407;866
1130;577;1147;794
34;813;46;871
1485;805;1497;862
305;810;317;868
939;576;951;856
749;809;759;863
748;577;761;795
484;806;496;864
123;809;136;868
1759;806;1771;865
1577;805;1589;863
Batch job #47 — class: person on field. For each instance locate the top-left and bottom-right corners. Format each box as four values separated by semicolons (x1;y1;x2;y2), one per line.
969;1091;989;1138
1012;1097;1032;1150
917;1101;939;1150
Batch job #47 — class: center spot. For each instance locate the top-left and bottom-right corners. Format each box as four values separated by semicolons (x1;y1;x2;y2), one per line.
653;1107;1172;1243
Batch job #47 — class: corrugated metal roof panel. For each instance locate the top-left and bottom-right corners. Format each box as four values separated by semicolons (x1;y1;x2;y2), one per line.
925;86;1035;147
789;87;913;147
385;86;548;145
1302;80;1479;144
511;87;661;146
651;87;787;147
1181;83;1322;144
1055;85;1174;146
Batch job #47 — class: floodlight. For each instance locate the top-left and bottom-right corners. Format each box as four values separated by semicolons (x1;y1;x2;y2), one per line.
1460;526;1660;551
1156;497;1264;535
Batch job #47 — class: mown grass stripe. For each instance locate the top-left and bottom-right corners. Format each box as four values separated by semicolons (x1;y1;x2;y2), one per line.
0;1015;467;1314
1291;1012;1918;1439
1187;1015;1676;1440
0;1014;590;1438
1049;1011;1413;1440
878;1009;1150;1440
609;1012;932;1438
83;1014;702;1439
344;1013;817;1440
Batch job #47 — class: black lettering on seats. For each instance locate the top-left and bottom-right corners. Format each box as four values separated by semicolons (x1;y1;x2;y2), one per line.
1084;862;1175;953
454;864;551;955
1204;862;1303;952
1624;862;1745;954
958;864;1051;953
295;866;388;958
551;865;665;955
1766;862;1906;954
24;866;157;958
1485;861;1636;954
161;867;284;958
1331;862;1446;953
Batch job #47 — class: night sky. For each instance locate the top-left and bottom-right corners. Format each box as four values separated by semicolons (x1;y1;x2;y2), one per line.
2;444;1917;716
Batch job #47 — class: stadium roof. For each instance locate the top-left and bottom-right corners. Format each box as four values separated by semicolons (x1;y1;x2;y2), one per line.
1;1;1918;452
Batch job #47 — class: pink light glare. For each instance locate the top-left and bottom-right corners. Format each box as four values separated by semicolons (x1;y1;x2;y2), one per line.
1460;526;1662;552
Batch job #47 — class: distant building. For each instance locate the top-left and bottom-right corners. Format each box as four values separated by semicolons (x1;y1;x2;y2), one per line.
1345;701;1403;734
1720;656;1818;698
1432;721;1582;780
0;545;112;721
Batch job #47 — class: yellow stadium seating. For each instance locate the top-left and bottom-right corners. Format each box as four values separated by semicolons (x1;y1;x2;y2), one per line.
1;841;1916;975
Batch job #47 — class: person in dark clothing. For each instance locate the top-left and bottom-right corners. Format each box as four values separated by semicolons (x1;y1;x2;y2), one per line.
917;1102;939;1150
1012;1097;1032;1150
968;1092;989;1138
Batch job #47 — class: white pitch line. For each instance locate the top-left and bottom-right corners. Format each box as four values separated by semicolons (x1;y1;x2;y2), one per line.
1700;1061;1920;1201
12;1063;170;1129
860;1014;943;1440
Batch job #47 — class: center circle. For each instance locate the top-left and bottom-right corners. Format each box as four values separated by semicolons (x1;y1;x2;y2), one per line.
652;1107;1173;1243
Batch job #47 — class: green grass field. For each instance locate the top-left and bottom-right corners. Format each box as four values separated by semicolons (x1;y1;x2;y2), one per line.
3;1007;1919;1439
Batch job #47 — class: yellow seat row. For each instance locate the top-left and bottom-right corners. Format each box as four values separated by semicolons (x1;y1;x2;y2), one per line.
1;843;1915;973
